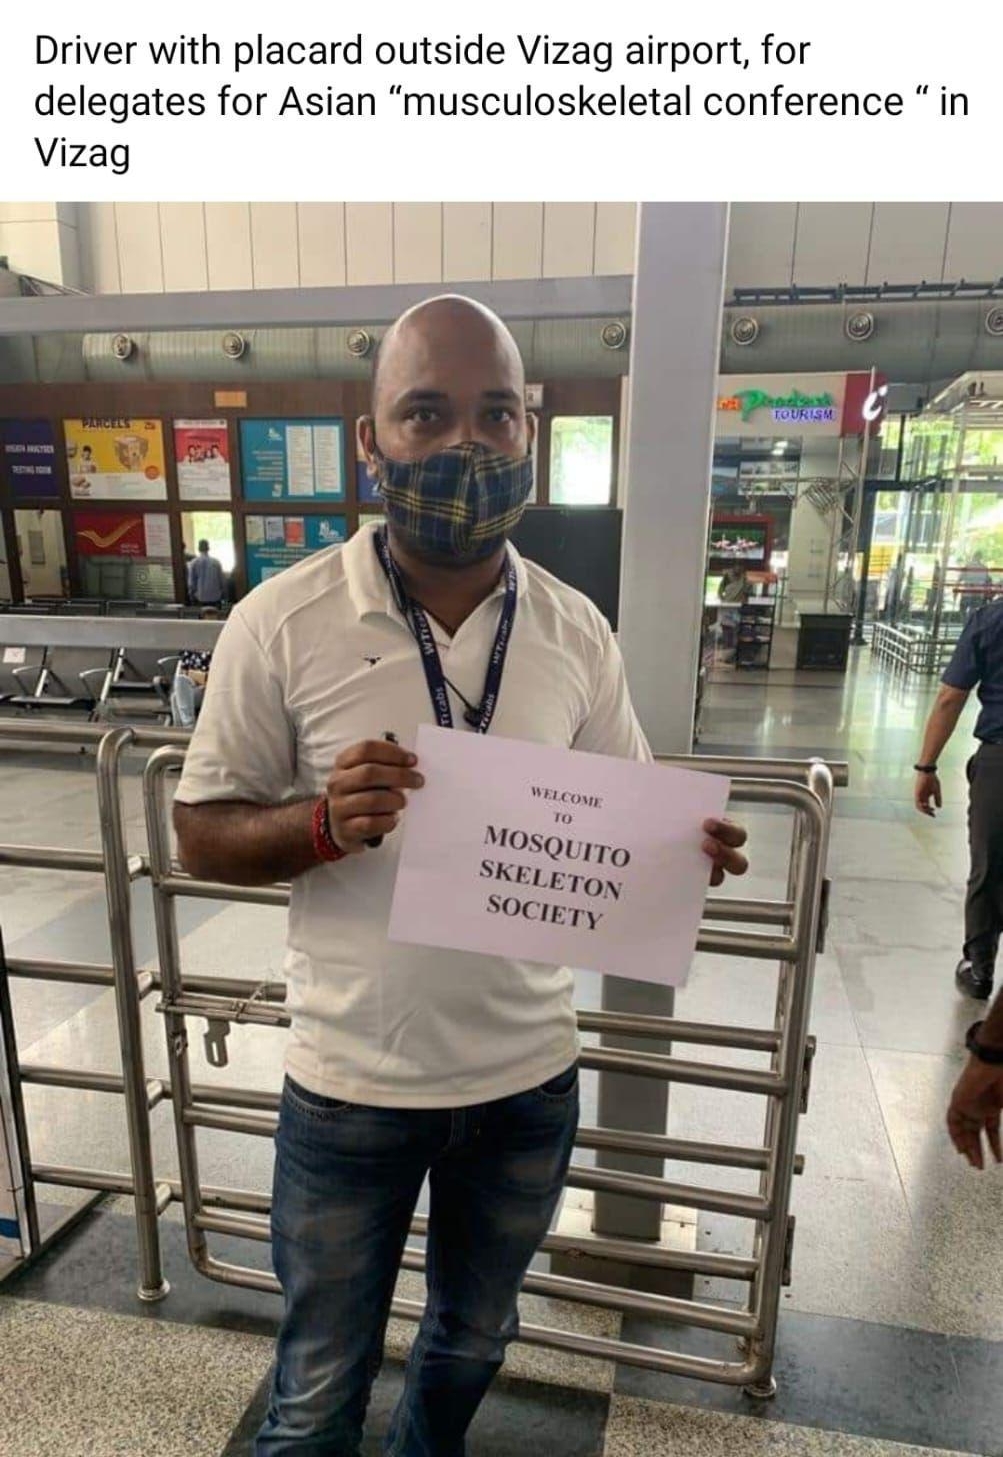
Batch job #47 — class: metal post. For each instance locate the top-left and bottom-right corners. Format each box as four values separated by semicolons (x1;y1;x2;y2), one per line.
745;764;831;1397
850;372;878;642
931;411;968;643
822;437;848;613
94;728;169;1301
852;489;878;646
847;368;878;638
0;932;40;1255
142;751;210;1274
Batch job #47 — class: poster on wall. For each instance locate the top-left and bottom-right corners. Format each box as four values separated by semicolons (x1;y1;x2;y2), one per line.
73;511;172;558
245;515;347;586
356;462;384;505
64;419;167;500
240;419;345;501
1;420;60;499
174;420;231;501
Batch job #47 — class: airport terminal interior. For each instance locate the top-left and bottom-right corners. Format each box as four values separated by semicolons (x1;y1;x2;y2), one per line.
2;201;1003;1455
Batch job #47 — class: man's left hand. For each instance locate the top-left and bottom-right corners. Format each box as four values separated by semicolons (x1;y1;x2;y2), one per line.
947;1057;1003;1170
702;818;749;888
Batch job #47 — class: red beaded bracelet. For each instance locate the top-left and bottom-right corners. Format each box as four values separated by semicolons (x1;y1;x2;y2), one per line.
311;797;347;863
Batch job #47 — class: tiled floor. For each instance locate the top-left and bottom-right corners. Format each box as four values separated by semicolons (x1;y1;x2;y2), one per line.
2;638;1002;1454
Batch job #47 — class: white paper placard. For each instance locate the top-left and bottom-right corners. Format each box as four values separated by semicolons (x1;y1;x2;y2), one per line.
2;648;26;665
388;726;731;986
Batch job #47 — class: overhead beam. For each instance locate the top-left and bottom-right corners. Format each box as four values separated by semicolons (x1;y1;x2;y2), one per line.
0;276;633;338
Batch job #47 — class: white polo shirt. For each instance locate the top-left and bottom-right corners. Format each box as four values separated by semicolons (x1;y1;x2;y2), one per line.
175;522;651;1108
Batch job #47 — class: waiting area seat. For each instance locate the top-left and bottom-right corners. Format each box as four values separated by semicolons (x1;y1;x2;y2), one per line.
0;602;222;725
1;598;225;619
91;646;177;723
5;645;113;715
0;645;47;705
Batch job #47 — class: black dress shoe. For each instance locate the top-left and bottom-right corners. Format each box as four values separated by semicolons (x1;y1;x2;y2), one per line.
956;959;994;1000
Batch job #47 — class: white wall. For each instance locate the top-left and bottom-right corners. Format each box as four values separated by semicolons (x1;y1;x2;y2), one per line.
726;202;1003;291
0;203;81;288
10;199;1003;301
75;202;639;294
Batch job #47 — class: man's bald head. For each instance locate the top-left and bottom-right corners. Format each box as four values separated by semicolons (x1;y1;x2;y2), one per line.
371;295;524;407
360;294;532;466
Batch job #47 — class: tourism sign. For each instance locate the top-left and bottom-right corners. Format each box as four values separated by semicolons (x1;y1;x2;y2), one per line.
716;373;887;439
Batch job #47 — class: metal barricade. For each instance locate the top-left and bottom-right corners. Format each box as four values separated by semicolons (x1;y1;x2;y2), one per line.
0;719;189;1301
0;720;839;1394
141;743;835;1397
871;622;959;678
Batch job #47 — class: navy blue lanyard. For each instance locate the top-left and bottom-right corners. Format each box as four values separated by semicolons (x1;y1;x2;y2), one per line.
374;527;517;733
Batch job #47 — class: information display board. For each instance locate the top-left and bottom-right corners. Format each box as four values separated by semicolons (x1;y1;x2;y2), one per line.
245;514;347;586
357;459;381;504
240;419;345;501
64;418;167;500
174;420;232;501
1;420;60;500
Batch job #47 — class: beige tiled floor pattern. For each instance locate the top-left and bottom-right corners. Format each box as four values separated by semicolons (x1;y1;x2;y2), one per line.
601;1399;970;1457
0;1296;273;1457
2;649;1003;1450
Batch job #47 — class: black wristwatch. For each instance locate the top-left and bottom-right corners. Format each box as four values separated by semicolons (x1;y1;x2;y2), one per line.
914;763;938;774
966;1021;1003;1065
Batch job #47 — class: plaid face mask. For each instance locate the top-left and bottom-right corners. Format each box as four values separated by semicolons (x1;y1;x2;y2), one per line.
374;442;534;563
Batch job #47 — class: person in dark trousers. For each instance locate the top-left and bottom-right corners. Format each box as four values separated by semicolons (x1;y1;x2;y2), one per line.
173;295;750;1455
915;598;1003;999
187;538;226;607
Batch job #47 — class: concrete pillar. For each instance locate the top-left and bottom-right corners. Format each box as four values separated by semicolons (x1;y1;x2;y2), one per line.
595;202;729;1245
617;202;730;751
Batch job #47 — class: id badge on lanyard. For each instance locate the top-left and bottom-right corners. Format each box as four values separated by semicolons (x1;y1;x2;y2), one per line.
374;527;517;734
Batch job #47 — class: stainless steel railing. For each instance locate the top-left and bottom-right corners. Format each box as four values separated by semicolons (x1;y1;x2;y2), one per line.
0;719;837;1395
0;718;189;1300
871;621;958;677
141;743;834;1397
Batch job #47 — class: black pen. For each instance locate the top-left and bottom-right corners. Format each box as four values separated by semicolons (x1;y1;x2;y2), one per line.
366;732;399;848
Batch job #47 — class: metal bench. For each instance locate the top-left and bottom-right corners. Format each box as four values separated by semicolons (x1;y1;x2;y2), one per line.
94;646;178;723
7;645;109;716
0;646;47;707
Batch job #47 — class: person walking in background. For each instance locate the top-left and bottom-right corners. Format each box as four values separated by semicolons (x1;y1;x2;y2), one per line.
959;551;993;622
187;538;225;607
915;596;1003;1000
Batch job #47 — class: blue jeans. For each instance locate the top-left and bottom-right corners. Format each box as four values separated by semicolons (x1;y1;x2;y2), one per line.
256;1064;579;1455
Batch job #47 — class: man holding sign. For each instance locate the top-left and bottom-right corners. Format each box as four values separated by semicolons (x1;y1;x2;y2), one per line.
174;296;747;1455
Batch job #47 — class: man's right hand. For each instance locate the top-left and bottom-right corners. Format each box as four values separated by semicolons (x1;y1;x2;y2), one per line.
325;740;424;853
914;770;942;817
947;1056;1003;1169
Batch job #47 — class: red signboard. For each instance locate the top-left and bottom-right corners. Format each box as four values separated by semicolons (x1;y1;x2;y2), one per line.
840;372;889;436
73;511;147;556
